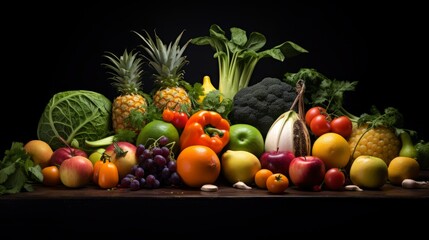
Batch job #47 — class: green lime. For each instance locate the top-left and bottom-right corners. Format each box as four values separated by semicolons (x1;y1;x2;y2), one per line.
136;120;180;154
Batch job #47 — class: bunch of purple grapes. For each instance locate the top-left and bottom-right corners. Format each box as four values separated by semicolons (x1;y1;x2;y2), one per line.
118;136;182;190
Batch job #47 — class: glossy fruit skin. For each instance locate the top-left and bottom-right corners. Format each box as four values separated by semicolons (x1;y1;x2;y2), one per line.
88;148;106;165
350;155;387;189
310;114;331;137
388;156;420;185
104;142;137;180
176;145;221;188
221;150;261;185
24;140;53;169
59;156;94;188
266;173;289;194
330;116;353;139
136;120;180;154
42;166;61;186
254;169;273;189
305;106;327;127
259;150;295;178
323;168;346;190
93;160;119;189
228;124;265;158
50;147;88;167
162;108;189;129
312;132;351;169
289;156;326;190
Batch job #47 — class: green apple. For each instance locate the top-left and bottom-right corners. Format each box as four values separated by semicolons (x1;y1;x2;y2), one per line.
227;124;265;158
88;148;105;165
349;155;388;189
221;150;261;185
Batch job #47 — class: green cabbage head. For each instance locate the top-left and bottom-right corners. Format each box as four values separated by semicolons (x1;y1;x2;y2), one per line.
37;90;112;151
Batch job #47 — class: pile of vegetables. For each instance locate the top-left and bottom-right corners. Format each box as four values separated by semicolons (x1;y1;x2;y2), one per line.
2;24;429;196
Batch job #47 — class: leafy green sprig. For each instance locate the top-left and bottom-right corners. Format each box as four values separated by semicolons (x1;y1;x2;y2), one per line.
0;142;43;195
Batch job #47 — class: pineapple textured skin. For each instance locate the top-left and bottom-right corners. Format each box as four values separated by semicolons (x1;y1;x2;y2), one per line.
112;94;146;133
103;49;147;133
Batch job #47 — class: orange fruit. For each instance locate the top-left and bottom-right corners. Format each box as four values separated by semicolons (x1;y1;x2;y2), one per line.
176;145;221;188
266;173;289;194
42;165;61;186
312;132;351;169
388;156;420;185
24;139;54;168
254;169;273;189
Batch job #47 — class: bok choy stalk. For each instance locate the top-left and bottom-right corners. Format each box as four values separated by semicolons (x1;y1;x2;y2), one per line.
191;24;308;101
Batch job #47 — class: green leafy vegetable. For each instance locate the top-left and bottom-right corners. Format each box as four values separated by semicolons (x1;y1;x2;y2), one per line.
37;90;113;151
192;24;308;100
0;142;43;195
200;90;233;120
284;68;358;116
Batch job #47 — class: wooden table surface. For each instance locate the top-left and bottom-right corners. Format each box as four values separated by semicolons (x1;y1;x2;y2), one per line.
1;171;428;236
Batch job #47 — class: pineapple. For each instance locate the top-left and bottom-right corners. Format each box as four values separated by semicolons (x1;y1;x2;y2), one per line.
103;49;147;133
348;124;401;166
134;30;192;112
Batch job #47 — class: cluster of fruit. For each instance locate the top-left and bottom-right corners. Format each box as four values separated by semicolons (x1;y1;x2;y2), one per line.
118;136;182;190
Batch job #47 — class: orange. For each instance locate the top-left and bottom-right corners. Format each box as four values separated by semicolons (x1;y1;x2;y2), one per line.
176;145;221;188
254;169;273;189
312;132;351;169
24;139;53;168
388;156;420;185
42;166;61;186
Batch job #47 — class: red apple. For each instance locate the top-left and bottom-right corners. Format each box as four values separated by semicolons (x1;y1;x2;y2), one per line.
50;146;88;167
289;156;326;190
105;142;137;179
59;155;94;188
260;150;295;178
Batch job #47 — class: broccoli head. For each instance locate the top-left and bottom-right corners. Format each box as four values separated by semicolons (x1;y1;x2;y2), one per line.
229;77;297;138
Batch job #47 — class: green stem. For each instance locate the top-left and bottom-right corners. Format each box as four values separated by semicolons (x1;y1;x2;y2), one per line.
205;127;224;137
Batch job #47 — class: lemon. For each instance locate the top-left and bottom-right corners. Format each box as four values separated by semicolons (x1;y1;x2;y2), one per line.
388;156;420;185
312;132;351;169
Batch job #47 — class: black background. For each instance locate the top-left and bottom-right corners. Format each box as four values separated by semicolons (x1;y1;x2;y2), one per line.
2;1;427;154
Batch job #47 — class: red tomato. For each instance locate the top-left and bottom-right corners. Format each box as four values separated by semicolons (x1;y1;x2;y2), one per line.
330;116;353;139
310;114;331;137
323;168;346;191
162;108;175;122
172;111;188;129
266;173;289;194
305;106;327;126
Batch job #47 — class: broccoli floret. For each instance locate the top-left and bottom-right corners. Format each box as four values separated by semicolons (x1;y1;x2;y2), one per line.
229;77;297;138
415;140;429;170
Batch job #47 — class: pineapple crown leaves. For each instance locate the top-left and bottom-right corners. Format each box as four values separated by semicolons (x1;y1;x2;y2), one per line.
102;49;145;95
133;29;192;88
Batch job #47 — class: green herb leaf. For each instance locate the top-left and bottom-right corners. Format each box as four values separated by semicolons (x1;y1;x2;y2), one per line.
0;162;17;184
0;141;43;195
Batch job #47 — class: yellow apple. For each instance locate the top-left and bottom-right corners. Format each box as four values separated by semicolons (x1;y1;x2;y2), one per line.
350;155;388;189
